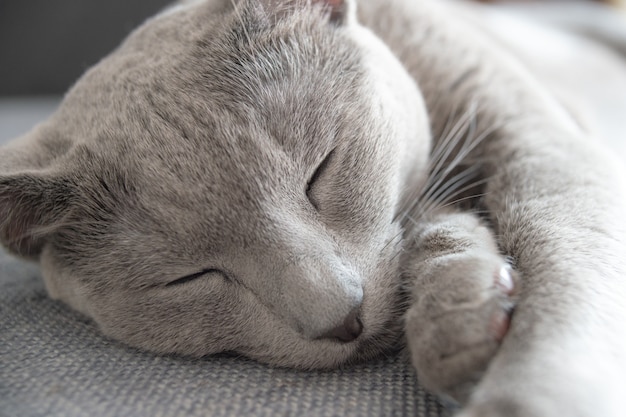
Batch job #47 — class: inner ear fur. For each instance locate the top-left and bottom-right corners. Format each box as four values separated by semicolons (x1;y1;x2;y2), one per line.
0;172;76;258
0;127;78;257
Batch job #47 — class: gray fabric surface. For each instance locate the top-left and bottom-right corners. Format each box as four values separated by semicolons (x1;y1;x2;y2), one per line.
0;98;448;416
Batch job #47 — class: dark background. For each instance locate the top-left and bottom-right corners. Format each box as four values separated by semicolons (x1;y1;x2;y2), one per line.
0;0;615;96
0;0;171;96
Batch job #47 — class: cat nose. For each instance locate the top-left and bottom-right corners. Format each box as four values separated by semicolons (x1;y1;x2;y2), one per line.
319;306;363;343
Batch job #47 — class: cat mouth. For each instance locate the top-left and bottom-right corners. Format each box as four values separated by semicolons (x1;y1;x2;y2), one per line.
314;307;363;343
237;291;404;370
323;302;405;366
353;314;404;361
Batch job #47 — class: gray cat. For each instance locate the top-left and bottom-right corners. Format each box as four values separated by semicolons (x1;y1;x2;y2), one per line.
1;0;626;416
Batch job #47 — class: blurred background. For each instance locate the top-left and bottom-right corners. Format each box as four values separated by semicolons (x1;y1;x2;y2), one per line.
0;0;170;141
0;0;171;96
0;0;624;142
1;0;623;96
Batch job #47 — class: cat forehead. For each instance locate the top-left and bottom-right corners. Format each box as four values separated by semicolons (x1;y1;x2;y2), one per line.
54;0;367;162
102;0;363;98
39;0;383;246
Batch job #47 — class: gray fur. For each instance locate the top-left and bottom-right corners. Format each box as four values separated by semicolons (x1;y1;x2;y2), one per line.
1;0;625;416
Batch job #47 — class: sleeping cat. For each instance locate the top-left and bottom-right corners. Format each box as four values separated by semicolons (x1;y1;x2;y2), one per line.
2;0;626;416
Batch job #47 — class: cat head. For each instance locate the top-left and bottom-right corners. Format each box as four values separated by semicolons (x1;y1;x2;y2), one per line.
0;0;430;368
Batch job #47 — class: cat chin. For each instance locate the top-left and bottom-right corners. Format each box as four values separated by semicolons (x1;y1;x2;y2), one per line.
240;322;403;370
244;334;403;371
240;318;404;371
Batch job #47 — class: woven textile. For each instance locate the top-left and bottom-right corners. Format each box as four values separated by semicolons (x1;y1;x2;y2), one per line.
0;249;448;417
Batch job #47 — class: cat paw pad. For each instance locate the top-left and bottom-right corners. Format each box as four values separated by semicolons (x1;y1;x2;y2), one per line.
490;266;515;341
405;256;519;404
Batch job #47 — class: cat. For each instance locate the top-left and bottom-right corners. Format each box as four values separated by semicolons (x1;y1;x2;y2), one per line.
1;0;626;416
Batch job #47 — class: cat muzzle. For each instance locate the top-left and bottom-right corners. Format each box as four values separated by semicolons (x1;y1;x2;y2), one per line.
317;306;363;343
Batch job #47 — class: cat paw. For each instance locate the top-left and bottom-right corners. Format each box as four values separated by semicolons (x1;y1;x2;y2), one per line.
404;255;518;404
455;395;566;417
455;399;529;417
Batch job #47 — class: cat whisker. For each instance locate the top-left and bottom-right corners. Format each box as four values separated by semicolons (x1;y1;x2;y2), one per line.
417;163;482;214
419;170;487;214
396;102;487;221
433;98;463;160
389;245;405;265
425;119;496;204
432;192;490;213
416;178;492;222
394;103;472;221
428;99;479;177
417;120;501;214
424;108;477;199
379;228;405;256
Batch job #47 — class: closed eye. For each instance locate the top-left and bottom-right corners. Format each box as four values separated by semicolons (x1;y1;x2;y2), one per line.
165;269;226;287
306;149;335;210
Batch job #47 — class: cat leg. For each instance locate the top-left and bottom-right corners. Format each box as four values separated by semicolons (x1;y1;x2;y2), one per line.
452;142;626;417
358;2;626;414
402;208;519;404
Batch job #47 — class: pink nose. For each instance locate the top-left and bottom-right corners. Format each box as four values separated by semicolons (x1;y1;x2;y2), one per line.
319;307;363;343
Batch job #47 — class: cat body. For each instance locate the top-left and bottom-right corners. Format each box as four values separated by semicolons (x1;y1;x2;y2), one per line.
359;2;626;415
1;1;626;416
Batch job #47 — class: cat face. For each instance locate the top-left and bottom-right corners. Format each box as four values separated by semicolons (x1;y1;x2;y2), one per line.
0;0;430;368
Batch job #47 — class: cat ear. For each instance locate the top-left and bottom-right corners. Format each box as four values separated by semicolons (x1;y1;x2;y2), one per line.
258;0;355;25
0;129;77;257
0;173;75;257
